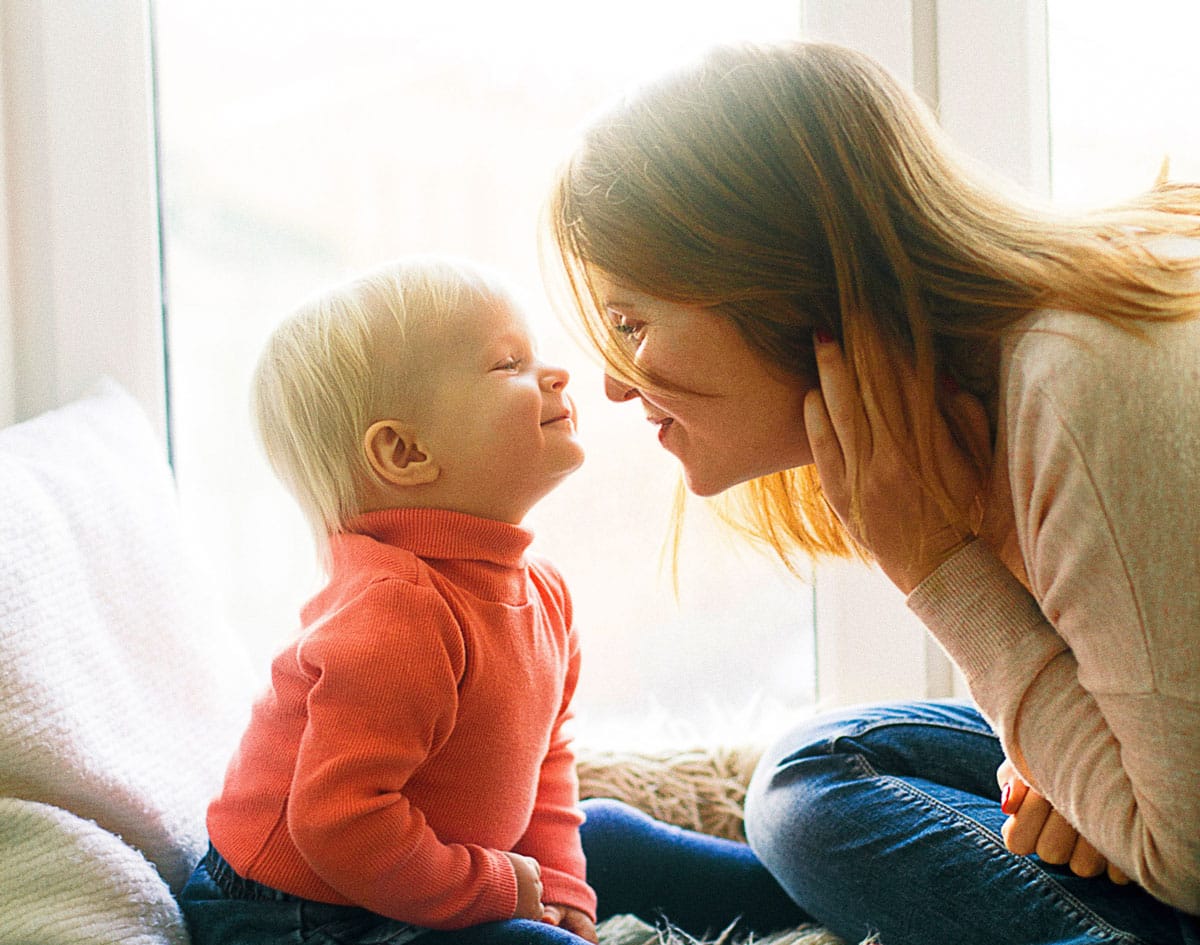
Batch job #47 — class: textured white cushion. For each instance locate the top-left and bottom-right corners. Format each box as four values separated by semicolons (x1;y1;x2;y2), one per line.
0;798;189;945
0;380;256;943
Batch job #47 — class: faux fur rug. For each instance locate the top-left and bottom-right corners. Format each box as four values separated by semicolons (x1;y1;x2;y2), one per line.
577;743;873;945
596;913;851;945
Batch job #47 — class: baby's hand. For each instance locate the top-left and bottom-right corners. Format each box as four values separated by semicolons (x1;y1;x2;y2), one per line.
996;759;1129;884
543;905;599;943
504;851;544;920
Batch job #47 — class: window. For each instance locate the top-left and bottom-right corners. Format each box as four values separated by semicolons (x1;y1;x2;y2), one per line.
154;0;814;743
1046;0;1200;206
21;2;1192;735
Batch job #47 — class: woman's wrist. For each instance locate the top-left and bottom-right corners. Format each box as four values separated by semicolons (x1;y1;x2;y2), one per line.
891;535;977;596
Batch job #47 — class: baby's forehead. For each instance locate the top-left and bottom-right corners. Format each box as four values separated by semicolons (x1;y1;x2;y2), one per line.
415;295;536;353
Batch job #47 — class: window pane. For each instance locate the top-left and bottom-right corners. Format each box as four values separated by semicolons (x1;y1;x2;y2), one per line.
155;0;812;742
1047;0;1200;206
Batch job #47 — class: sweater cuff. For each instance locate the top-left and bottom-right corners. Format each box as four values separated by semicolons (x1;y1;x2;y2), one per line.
906;540;1064;686
540;867;598;923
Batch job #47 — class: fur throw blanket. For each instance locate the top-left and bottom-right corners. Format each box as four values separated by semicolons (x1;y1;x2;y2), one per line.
578;745;856;945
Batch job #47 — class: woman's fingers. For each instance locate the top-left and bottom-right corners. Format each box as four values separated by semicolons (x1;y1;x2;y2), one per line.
1002;789;1052;855
804;388;848;512
807;333;987;591
1108;862;1131;885
995;760;1130;885
811;333;869;457
1069;837;1108;879
1035;810;1081;865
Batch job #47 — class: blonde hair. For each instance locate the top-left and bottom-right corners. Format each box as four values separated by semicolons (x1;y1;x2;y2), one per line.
252;256;514;559
546;41;1200;568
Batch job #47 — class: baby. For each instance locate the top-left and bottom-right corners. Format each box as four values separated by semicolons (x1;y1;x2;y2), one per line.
178;256;597;945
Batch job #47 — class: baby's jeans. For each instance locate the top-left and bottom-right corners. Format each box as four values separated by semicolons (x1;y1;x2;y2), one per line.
178;845;586;945
744;699;1198;945
578;796;807;938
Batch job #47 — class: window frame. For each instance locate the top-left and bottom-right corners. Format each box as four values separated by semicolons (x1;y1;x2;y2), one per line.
0;0;166;438
800;0;1050;706
0;0;1050;708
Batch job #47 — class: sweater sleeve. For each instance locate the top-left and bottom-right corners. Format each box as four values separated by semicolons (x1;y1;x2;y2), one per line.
288;578;518;928
512;564;597;920
908;312;1200;914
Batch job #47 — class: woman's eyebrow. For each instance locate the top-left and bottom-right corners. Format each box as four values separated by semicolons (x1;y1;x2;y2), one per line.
603;300;640;314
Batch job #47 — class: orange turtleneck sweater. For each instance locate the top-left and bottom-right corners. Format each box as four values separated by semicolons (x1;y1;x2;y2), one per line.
206;508;595;928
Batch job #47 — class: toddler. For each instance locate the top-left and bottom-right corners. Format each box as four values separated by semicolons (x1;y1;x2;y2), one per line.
179;256;596;944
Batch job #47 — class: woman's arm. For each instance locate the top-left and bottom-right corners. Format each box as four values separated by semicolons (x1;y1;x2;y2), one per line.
808;320;1200;912
909;311;1200;912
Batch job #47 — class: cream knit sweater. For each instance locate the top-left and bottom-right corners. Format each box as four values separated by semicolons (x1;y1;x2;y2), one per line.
909;302;1200;914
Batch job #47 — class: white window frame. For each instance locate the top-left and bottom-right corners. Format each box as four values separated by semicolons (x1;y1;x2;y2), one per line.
0;0;1049;709
0;0;165;438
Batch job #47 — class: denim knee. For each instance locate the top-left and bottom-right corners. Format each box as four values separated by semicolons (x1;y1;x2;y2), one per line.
744;723;843;882
745;700;995;853
742;702;1190;945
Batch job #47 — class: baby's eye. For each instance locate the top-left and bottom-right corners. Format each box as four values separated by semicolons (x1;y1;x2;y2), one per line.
492;357;523;372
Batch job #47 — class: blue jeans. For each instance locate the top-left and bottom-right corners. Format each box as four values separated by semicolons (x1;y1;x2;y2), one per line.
178;846;585;945
578;797;807;938
744;699;1198;945
178;799;806;945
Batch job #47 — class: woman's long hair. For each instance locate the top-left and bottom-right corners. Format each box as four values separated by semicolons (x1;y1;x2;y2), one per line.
546;40;1200;567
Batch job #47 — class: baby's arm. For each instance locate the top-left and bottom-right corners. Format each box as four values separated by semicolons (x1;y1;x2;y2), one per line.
510;565;597;923
289;579;524;927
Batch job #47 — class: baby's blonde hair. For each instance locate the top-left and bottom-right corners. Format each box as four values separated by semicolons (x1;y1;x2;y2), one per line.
251;256;514;559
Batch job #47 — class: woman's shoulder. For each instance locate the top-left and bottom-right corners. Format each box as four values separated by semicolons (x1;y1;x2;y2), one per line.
1005;233;1200;372
1002;303;1200;408
999;302;1200;511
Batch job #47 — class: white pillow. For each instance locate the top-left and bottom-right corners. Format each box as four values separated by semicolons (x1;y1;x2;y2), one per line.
0;797;190;945
0;380;256;941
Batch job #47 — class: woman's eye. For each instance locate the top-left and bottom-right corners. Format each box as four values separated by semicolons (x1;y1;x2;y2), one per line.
612;321;645;346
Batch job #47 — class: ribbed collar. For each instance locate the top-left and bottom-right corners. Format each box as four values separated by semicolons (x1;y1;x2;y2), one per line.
343;507;534;574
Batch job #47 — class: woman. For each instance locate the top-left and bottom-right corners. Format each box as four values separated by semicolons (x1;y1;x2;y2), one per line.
546;41;1200;945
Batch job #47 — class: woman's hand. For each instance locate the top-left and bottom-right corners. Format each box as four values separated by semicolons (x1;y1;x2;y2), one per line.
804;334;992;593
996;758;1129;884
543;904;599;943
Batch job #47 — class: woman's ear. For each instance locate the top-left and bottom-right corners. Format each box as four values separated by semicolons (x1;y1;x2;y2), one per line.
363;420;440;486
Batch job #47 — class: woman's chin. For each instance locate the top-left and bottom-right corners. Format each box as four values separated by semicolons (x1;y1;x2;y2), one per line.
681;467;739;498
682;458;814;497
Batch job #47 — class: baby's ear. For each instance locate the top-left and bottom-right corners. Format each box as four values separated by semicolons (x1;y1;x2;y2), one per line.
363;420;440;486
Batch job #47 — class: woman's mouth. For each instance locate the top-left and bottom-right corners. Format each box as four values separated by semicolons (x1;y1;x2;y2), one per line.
653;416;674;444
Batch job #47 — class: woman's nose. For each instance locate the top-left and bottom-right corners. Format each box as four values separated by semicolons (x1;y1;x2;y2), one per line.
604;372;639;403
